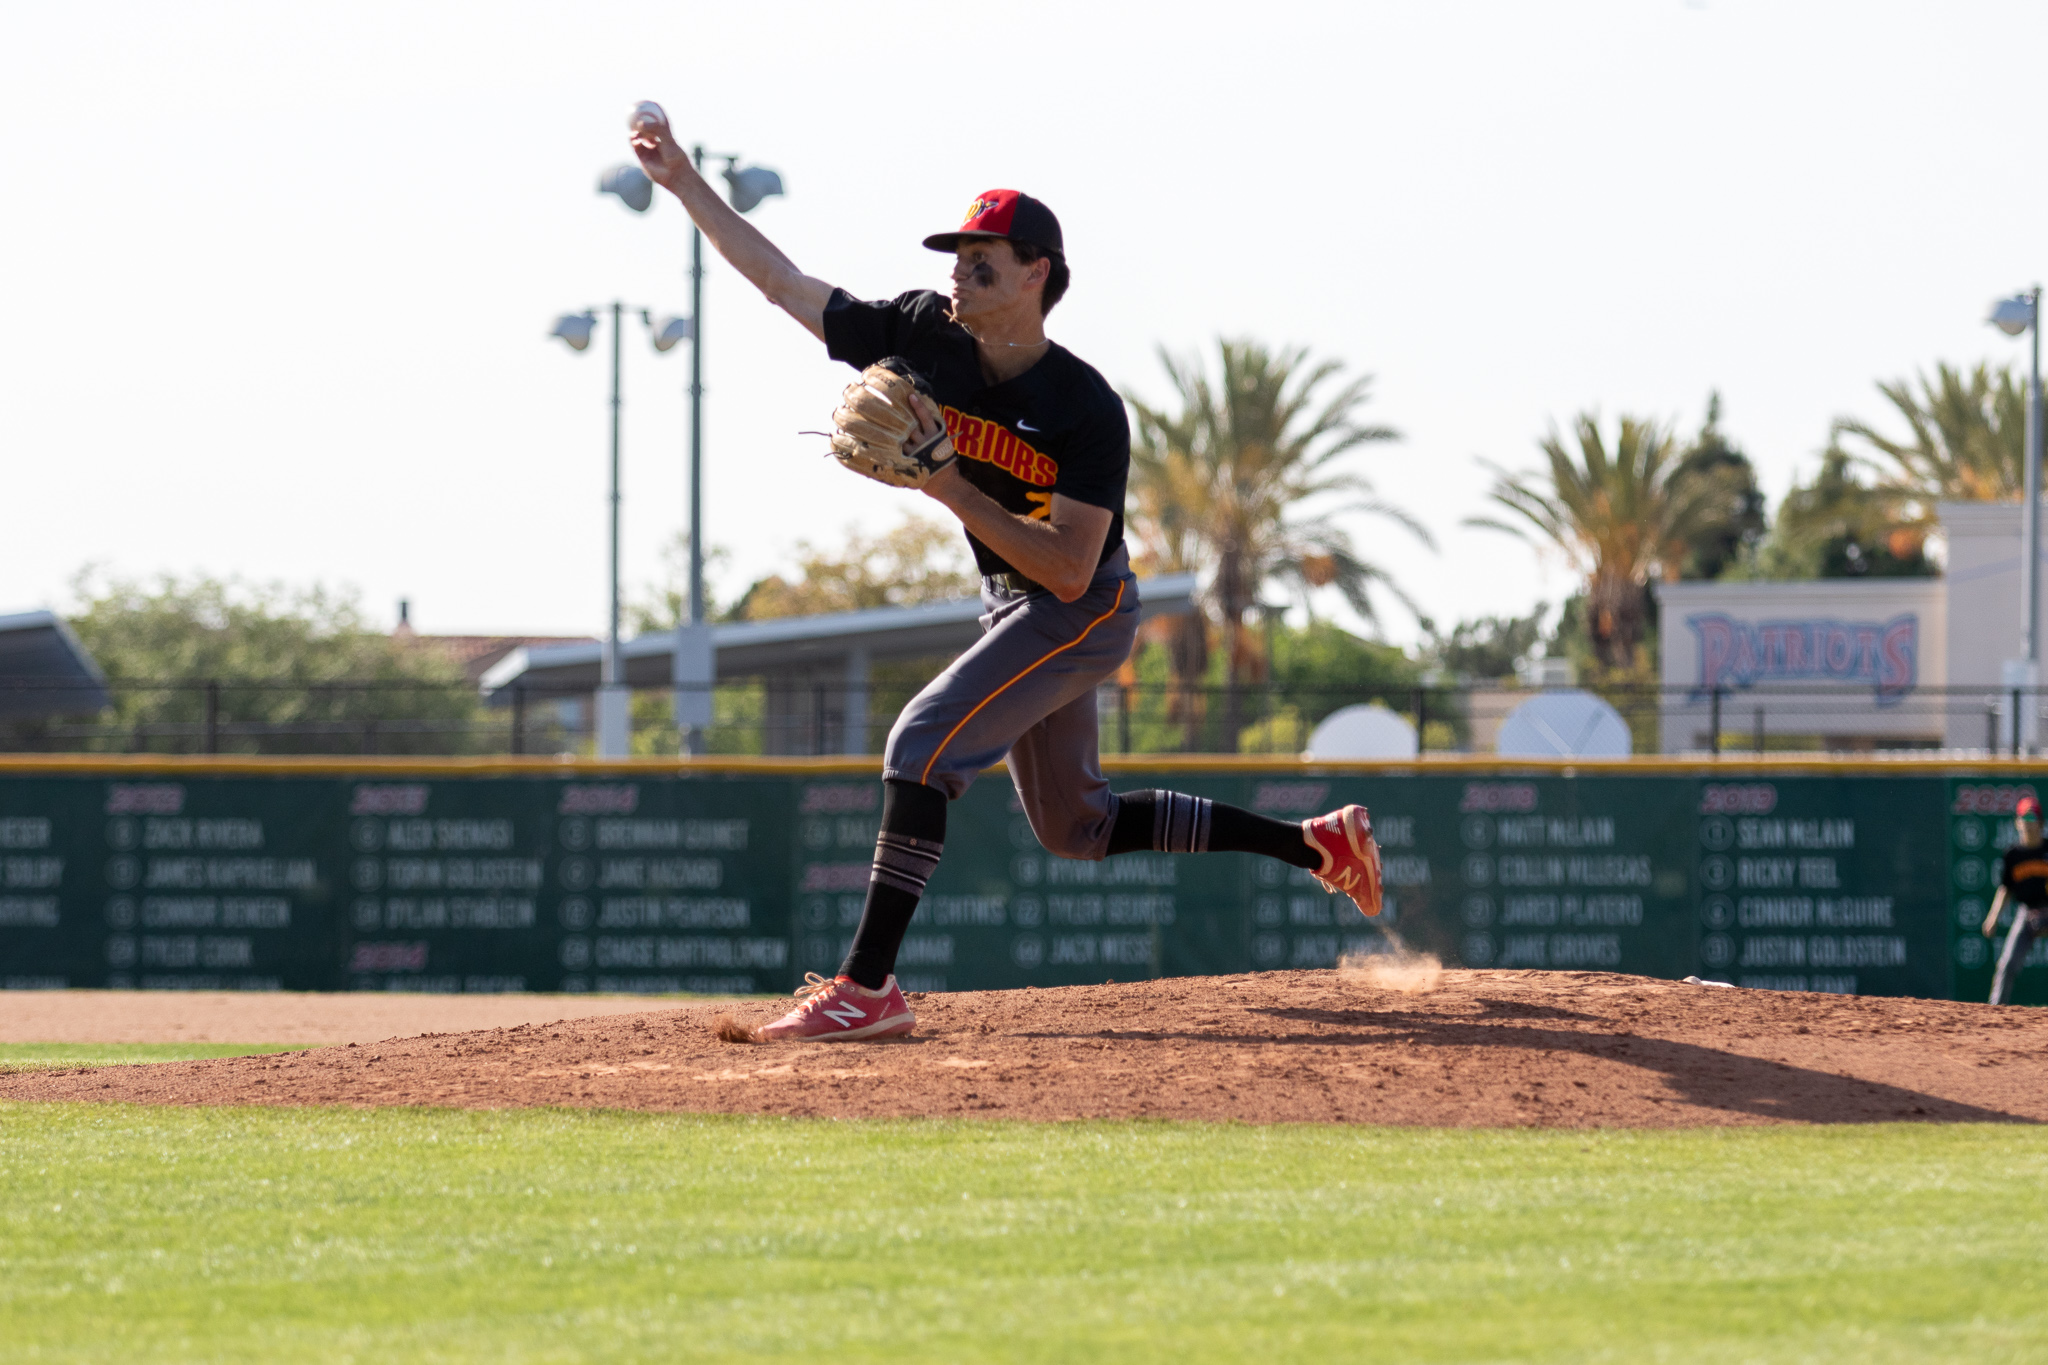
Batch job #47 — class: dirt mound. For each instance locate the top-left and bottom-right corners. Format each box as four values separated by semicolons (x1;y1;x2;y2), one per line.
5;971;2045;1127
0;989;696;1046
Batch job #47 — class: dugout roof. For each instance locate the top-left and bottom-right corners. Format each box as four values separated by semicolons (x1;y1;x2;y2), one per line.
478;572;1199;698
0;609;111;720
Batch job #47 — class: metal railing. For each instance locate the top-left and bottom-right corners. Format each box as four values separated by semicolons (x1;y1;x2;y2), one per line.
2;676;2044;758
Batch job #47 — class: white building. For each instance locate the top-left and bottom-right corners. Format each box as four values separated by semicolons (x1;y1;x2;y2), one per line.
1655;502;2041;752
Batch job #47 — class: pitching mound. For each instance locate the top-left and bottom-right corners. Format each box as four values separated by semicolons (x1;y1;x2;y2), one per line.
0;989;694;1046
5;970;2045;1126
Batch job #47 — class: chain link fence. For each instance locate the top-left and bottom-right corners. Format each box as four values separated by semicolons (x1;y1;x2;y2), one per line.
2;676;2039;757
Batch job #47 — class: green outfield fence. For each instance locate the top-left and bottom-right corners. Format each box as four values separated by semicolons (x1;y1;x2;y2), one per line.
1;756;2042;1004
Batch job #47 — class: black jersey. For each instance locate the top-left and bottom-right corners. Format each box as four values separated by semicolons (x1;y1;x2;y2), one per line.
822;288;1128;579
2002;843;2048;909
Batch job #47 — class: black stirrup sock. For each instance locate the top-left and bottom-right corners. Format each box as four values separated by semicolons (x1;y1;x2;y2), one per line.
1106;789;1319;869
838;779;948;990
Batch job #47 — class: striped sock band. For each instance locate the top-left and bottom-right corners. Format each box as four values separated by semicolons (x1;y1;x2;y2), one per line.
871;831;944;898
1151;791;1213;854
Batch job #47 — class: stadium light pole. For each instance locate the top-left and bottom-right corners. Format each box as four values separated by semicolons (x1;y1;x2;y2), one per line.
548;303;681;757
599;149;784;754
1992;288;2043;750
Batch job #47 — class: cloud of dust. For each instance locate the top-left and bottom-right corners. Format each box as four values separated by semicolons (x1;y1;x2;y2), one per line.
711;1013;761;1044
1339;928;1444;993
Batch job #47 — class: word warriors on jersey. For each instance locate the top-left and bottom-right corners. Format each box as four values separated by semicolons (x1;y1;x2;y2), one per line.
938;404;1056;487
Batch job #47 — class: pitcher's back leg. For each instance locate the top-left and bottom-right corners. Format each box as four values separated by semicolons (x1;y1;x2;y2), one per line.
1008;683;1117;860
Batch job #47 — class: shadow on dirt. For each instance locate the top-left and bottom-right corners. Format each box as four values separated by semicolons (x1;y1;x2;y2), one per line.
1011;1007;2034;1125
1279;1009;2029;1123
1475;998;1607;1022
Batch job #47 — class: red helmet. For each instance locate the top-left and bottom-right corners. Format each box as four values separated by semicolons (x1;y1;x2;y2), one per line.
2018;794;2041;820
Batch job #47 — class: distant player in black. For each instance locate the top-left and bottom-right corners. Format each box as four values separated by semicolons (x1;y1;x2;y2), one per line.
1982;794;2048;1005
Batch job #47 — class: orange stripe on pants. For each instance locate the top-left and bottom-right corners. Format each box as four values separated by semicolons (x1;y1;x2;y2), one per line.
920;580;1127;787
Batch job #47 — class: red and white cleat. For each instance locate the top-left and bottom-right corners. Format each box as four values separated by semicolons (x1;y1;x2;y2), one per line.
1302;804;1384;917
757;972;916;1042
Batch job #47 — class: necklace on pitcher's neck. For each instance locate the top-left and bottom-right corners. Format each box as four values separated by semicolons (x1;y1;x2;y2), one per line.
952;313;1050;350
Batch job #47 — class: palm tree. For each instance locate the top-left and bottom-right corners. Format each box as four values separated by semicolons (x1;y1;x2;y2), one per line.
1471;413;1726;670
1830;361;2029;521
1125;339;1426;745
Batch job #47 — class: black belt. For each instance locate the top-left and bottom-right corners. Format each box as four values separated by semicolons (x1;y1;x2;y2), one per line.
986;570;1046;596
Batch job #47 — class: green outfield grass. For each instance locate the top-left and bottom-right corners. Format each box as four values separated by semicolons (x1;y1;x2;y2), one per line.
0;1044;310;1074
2;1104;2044;1364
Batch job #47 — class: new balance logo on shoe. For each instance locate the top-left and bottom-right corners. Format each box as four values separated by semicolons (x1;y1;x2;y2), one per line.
822;1000;867;1028
1301;804;1384;918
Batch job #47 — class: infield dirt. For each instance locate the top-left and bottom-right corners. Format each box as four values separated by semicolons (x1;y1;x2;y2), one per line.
5;970;2046;1127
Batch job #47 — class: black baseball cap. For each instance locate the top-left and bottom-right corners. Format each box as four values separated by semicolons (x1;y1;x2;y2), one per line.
922;189;1064;257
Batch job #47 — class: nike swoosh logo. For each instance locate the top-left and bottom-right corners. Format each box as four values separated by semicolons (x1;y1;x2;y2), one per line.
1015;422;1040;433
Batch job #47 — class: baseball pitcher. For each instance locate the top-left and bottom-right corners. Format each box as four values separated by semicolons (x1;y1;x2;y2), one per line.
628;103;1383;1041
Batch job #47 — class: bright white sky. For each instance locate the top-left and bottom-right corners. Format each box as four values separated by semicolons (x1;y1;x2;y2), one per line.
4;0;2044;646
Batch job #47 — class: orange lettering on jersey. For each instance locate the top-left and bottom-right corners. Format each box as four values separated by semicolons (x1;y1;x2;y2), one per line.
2014;859;2048;882
958;416;986;461
938;403;1058;487
1025;491;1053;520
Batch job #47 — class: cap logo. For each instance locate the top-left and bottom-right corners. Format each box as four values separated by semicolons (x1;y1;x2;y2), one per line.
962;195;1001;224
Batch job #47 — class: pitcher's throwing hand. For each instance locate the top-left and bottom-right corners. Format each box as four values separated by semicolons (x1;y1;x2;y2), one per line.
627;100;688;188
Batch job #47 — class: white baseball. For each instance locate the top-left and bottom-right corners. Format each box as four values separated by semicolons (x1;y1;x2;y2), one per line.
630;100;669;135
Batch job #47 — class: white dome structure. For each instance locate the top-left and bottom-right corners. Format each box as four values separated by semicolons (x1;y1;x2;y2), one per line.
1495;690;1632;758
1304;704;1419;760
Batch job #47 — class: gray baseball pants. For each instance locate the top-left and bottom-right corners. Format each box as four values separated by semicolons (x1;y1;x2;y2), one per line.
1990;905;2046;1005
883;545;1140;860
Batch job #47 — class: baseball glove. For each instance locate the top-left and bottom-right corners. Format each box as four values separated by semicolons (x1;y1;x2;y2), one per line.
828;358;955;489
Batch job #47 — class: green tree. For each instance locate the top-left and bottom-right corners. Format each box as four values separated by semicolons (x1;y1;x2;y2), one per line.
1471;412;1723;671
1671;392;1766;580
1269;619;1423;711
60;571;481;754
725;515;975;621
1116;619;1423;754
1740;449;1931;580
1418;606;1549;682
626;532;732;635
1125;338;1426;743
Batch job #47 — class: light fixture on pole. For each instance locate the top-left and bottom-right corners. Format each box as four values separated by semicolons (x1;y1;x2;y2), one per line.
648;315;692;352
599;147;785;754
1990;286;2043;753
597;165;653;213
548;312;596;351
723;165;784;214
548;301;678;757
